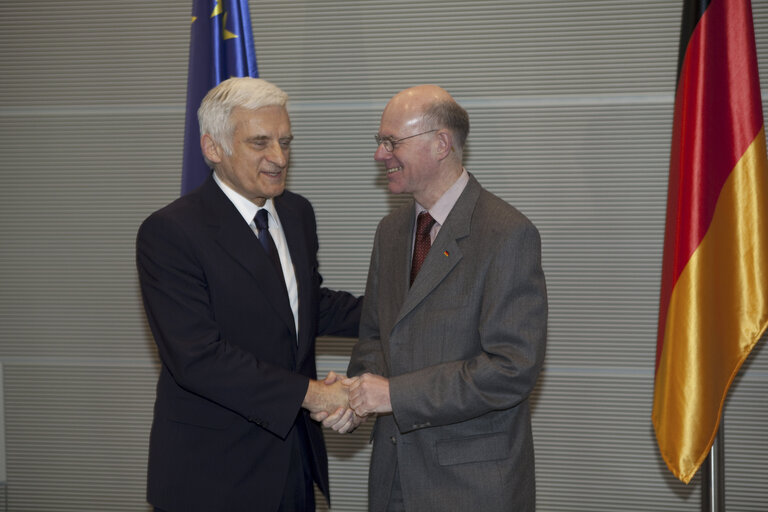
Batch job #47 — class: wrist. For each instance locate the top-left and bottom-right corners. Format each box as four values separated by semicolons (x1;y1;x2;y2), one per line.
302;379;321;411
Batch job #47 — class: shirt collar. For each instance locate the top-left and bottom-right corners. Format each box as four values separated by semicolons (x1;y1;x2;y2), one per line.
415;168;470;225
213;172;278;227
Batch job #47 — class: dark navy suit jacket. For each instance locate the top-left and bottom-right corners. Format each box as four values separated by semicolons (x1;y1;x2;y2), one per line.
136;176;361;511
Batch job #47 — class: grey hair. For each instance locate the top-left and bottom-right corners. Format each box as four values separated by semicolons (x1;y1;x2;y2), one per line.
198;77;289;162
421;99;470;151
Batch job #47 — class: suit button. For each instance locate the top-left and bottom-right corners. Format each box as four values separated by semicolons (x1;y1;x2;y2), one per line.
390;436;397;444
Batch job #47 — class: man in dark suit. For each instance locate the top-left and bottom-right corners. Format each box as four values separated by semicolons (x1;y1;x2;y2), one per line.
322;85;547;511
136;77;362;512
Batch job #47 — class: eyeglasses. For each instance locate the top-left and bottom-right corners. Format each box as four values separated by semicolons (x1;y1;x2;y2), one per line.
374;129;438;152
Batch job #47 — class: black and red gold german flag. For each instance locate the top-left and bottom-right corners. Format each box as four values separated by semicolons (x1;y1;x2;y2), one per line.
653;0;768;483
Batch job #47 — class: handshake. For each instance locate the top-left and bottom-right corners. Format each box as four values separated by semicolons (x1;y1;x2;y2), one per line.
303;371;391;434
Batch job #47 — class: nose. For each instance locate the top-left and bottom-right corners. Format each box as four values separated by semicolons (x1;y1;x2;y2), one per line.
266;141;288;167
374;143;390;161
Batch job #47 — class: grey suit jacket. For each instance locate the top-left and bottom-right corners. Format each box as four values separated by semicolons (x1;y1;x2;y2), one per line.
348;174;547;512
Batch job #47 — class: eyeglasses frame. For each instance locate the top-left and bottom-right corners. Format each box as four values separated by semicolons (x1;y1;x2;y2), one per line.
374;129;438;152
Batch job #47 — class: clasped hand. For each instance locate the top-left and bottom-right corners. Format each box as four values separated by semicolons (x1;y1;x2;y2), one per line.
310;371;392;433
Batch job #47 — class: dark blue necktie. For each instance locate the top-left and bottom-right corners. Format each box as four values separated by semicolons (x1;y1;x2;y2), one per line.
254;209;285;279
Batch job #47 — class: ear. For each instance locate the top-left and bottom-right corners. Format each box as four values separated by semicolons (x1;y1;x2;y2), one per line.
201;134;223;164
434;130;453;161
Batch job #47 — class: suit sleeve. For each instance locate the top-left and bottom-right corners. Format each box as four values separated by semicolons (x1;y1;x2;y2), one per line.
389;220;548;433
317;288;363;338
136;212;308;438
298;196;362;338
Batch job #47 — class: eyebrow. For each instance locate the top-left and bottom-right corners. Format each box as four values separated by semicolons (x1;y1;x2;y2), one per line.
245;135;294;143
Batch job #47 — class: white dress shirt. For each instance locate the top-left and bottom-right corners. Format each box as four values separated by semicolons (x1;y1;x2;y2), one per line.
213;173;300;338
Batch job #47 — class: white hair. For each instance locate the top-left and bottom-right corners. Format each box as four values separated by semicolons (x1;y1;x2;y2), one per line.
197;77;288;163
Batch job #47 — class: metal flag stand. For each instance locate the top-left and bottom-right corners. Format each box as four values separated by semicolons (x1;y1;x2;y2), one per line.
701;419;725;511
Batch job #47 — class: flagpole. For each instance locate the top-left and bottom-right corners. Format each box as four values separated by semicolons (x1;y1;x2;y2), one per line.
701;419;725;512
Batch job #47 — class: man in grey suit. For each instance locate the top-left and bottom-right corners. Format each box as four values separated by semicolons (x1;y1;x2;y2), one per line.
323;85;548;511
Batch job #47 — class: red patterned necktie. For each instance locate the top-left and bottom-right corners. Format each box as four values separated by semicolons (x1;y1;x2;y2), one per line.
410;211;436;286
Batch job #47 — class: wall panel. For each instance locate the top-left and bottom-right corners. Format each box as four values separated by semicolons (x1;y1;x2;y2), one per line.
0;1;766;510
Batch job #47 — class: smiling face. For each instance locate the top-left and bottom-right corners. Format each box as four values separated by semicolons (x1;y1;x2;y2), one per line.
374;85;463;208
375;95;442;204
203;105;293;206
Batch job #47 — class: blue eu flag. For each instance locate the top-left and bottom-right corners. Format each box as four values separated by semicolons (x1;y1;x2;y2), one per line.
181;0;258;195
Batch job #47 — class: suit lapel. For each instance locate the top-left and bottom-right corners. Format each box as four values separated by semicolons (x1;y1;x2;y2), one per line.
395;176;481;325
376;205;413;328
274;195;308;359
200;178;296;338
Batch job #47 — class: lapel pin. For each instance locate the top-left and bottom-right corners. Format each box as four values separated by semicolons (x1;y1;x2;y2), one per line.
443;250;450;257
